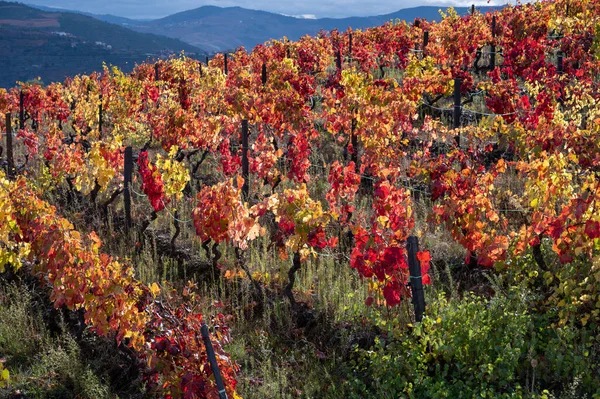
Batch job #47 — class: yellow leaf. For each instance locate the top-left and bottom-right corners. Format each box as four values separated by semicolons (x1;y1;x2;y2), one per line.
581;314;590;326
149;282;160;297
496;159;507;173
377;215;389;225
530;198;539;208
224;270;235;280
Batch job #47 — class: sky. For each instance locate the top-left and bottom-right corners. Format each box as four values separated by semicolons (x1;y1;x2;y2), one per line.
26;0;511;20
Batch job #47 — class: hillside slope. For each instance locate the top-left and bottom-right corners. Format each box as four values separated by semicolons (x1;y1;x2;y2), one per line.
129;5;501;52
0;1;204;87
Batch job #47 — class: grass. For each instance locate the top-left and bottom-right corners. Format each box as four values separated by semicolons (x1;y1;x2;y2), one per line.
0;282;146;399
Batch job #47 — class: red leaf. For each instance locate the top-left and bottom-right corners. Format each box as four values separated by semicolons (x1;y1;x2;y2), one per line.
416;251;431;263
381;246;403;272
422;274;431;285
585;220;600;239
383;280;401;306
374;183;390;200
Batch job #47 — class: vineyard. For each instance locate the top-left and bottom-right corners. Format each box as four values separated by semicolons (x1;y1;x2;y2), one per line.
1;0;600;397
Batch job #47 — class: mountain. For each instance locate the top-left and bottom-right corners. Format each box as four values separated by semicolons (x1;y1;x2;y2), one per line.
121;5;503;53
27;3;149;25
0;2;204;88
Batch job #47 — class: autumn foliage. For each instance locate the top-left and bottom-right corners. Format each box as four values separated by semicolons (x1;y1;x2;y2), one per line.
2;0;600;395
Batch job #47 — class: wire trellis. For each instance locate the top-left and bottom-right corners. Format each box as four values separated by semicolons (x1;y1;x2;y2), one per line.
129;183;194;224
420;102;535;118
130;184;147;198
161;199;194;224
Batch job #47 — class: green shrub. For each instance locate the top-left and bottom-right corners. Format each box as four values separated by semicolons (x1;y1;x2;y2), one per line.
340;285;600;399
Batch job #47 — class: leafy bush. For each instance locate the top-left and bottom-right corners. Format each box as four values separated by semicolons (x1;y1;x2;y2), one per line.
340;284;600;399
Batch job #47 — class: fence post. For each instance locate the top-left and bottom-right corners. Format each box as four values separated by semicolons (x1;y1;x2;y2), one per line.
99;94;103;136
224;53;228;75
124;146;133;231
422;30;429;56
453;77;462;146
350;118;358;168
19;91;24;130
5;113;14;179
200;324;228;399
407;236;425;323
348;32;353;58
241;120;249;201
261;63;267;85
490;15;496;70
336;50;342;71
557;51;564;74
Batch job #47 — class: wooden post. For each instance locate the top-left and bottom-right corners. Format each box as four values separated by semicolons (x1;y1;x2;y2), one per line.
98;94;103;136
5;113;14;179
206;55;210;65
241;120;249;201
336;50;342;71
261;63;267;85
557;51;564;74
453;78;462;145
407;236;426;323
471;4;475;15
155;63;159;81
124;146;133;231
348;32;353;58
350;118;358;168
200;324;228;399
490;16;496;70
19;91;24;130
421;30;429;59
199;62;204;78
224;53;228;75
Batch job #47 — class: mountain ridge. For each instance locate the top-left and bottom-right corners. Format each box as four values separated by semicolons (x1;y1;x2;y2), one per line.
0;1;205;87
26;3;505;53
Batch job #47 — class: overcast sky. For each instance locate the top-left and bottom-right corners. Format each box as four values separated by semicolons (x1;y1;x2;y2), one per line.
27;0;511;20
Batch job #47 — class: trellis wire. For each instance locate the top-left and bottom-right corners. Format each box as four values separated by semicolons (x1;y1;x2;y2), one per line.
161;199;194;224
420;102;532;118
130;185;148;198
130;185;193;224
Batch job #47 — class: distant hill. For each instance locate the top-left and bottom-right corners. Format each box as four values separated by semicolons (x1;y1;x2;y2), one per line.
27;3;149;25
117;5;503;53
3;2;505;88
0;2;205;88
